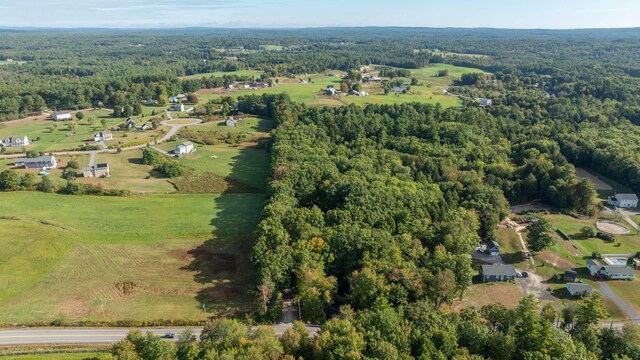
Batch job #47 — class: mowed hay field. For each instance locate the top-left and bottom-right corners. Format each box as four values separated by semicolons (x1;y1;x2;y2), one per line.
0;192;265;323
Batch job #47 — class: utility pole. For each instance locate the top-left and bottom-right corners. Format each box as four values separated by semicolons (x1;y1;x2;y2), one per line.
202;303;207;319
297;298;301;321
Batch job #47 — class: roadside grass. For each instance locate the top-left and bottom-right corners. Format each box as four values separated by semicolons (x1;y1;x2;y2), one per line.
606;279;640;314
0;192;265;323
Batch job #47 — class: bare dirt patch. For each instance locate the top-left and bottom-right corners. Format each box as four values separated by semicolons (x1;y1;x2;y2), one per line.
451;282;524;311
575;167;612;191
597;220;630;235
196;88;229;95
535;251;576;269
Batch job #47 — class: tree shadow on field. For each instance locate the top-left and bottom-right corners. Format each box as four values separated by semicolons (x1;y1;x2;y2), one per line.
182;143;271;316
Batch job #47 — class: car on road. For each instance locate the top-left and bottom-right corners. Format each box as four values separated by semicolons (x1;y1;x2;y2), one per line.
521;272;528;278
164;332;175;339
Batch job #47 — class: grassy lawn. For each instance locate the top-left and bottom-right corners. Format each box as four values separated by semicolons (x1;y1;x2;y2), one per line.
0;191;265;323
0;110;168;153
607;279;640;314
495;228;528;267
410;63;491;79
82;150;175;193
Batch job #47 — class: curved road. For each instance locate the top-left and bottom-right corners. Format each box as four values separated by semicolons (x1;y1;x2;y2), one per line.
0;324;320;346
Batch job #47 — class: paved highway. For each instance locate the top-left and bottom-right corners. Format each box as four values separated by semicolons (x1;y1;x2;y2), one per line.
0;324;320;346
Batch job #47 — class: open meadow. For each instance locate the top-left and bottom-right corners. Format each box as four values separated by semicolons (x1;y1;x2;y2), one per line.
0;192;265;323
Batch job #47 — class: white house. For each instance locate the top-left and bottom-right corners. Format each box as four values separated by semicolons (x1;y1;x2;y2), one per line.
14;155;57;169
608;193;638;208
168;103;185;112
94;131;113;142
54;111;72;121
0;136;30;147
226;117;238;127
479;98;493;107
175;141;195;155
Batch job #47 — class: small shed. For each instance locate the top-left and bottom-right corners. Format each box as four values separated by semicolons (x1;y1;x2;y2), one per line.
564;270;578;283
486;240;500;256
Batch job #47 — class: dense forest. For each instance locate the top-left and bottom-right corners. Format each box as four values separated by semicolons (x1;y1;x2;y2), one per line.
3;28;640;359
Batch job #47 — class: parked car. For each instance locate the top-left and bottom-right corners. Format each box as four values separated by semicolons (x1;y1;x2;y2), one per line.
164;332;175;339
521;272;529;278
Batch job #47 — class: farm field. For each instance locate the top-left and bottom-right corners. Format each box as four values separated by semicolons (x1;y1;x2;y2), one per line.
575;167;633;200
0;192;265;323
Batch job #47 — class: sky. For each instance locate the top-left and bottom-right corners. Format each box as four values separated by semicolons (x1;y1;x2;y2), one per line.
0;0;638;29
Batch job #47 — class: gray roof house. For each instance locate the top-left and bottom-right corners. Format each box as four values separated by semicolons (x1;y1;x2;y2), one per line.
587;258;635;280
479;264;517;282
226;117;238;127
567;283;592;297
608;193;638;208
14;155;57;169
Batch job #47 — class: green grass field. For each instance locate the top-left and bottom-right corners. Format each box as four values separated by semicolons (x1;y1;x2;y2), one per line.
0;192;265;323
607;279;640;314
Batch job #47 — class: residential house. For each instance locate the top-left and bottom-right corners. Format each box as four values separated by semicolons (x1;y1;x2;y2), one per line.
168;103;185;112
486;240;500;256
175;141;195;155
14;155;57;169
393;86;407;93
479;98;493;107
608;193;638;208
325;87;338;95
479;264;517;282
54;111;72;121
567;283;592;297
586;258;635;280
0;136;30;147
169;94;187;103
226;117;238;127
564;270;578;283
82;163;110;178
136;123;152;132
94;131;113;142
125;118;137;130
633;258;640;270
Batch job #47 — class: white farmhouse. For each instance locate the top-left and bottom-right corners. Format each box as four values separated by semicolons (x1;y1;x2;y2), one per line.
94;131;113;142
54;111;72;121
608;193;638;208
175;141;195;155
0;136;30;147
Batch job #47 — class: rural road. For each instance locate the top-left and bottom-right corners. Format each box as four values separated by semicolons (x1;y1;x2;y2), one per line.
0;324;320;346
